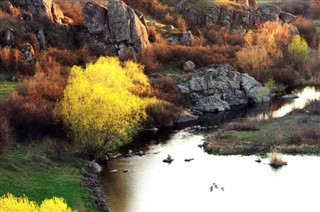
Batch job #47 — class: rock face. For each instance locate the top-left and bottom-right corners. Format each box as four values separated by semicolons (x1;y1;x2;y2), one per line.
177;64;271;112
175;0;296;28
82;0;150;58
9;0;65;23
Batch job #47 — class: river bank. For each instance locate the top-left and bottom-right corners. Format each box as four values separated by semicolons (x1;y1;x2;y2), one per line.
203;100;320;155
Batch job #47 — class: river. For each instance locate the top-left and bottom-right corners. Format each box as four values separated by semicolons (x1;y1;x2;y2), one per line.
100;86;320;212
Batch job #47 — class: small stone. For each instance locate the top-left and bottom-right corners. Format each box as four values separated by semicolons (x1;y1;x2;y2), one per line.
110;169;118;173
183;60;195;72
122;169;128;173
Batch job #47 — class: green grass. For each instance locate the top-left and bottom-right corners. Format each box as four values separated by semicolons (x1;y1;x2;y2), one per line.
0;143;95;212
0;73;20;99
162;65;184;76
204;110;320;155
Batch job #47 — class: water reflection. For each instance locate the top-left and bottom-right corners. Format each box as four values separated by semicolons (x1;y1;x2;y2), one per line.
259;86;320;119
100;86;320;212
101;130;320;212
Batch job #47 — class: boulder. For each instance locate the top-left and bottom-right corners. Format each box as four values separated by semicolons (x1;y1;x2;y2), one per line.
86;161;103;174
180;31;199;46
279;11;297;23
4;30;14;45
177;64;271;112
9;0;65;23
183;60;196;72
175;110;199;123
82;0;150;58
1;1;15;15
241;73;271;103
174;0;296;28
36;29;46;50
20;43;35;62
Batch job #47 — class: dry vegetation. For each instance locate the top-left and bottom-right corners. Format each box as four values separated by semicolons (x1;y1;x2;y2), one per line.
269;152;287;168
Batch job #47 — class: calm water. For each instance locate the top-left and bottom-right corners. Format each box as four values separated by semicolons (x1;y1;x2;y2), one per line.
101;86;320;212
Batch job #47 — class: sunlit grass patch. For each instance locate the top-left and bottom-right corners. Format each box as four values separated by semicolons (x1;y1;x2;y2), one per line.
0;73;20;99
0;143;95;211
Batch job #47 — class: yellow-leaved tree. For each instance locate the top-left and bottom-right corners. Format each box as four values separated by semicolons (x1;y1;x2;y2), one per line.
288;35;309;58
0;193;74;212
56;57;152;158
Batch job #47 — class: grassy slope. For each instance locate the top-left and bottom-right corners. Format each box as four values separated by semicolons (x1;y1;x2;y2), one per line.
204;111;320;155
0;143;95;212
0;73;20;99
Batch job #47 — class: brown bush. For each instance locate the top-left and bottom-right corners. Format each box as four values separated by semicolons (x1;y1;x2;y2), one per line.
202;24;245;46
222;118;258;131
0;48;21;72
305;100;320;115
55;0;83;25
145;100;180;127
293;17;319;48
151;43;239;69
0;102;12;153
291;128;320;144
150;75;188;107
7;52;66;135
124;0;173;20
307;0;320;19
47;47;82;67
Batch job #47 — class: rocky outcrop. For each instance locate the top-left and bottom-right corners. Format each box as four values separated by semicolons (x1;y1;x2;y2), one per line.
8;0;66;23
82;0;150;58
175;0;296;28
177;64;271;112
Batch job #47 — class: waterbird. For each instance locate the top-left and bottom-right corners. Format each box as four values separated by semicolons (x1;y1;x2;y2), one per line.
210;186;213;192
221;187;224;191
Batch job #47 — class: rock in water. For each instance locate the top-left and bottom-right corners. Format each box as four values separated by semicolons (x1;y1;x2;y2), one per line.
82;0;150;58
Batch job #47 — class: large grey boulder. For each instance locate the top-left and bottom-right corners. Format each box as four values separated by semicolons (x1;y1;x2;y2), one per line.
82;0;150;58
177;64;270;112
9;0;65;23
175;0;296;28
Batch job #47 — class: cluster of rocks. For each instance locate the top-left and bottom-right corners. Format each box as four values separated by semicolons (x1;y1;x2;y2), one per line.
82;0;150;59
174;0;297;28
2;0;71;24
82;168;109;212
177;64;271;112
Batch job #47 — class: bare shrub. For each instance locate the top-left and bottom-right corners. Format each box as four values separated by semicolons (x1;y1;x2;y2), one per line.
293;17;319;48
43;136;70;161
150;75;187;107
145;100;180;127
0;48;21;72
222;118;258;131
55;0;83;25
202;24;245;46
269;152;287;168
305;100;320;115
0;102;12;153
291;128;320;144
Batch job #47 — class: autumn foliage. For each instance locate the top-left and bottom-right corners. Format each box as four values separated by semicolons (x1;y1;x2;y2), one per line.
0;193;75;212
56;57;157;157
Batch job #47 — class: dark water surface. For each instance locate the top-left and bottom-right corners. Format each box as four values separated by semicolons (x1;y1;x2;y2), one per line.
100;86;320;212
